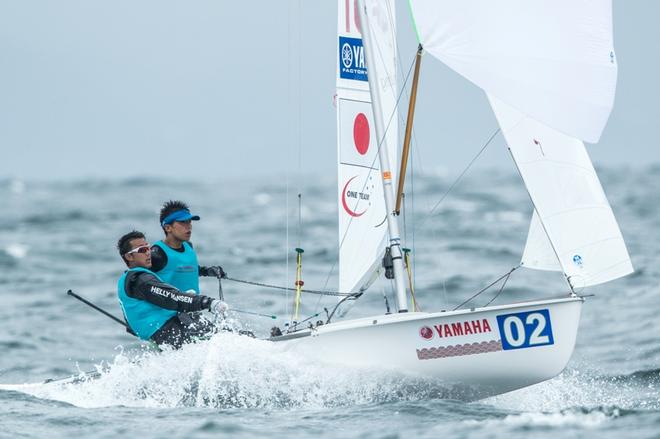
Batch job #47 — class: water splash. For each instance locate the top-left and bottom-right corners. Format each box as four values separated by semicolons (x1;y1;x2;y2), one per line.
9;333;468;409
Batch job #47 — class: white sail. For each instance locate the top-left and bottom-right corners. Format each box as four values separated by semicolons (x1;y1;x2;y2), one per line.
489;95;633;288
336;0;398;294
408;0;617;143
522;210;561;272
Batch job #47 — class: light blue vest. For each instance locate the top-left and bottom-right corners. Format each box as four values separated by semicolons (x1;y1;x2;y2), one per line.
117;267;177;340
153;240;200;294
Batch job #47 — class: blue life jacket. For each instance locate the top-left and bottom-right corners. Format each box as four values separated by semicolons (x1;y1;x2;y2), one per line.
153;240;200;294
117;267;177;340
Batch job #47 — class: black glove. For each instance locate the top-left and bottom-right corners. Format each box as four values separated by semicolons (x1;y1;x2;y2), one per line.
204;265;226;278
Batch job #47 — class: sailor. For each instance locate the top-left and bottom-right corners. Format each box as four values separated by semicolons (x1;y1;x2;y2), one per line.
150;200;225;294
117;230;228;348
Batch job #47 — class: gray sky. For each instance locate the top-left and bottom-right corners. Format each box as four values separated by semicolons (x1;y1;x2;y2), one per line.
0;1;657;181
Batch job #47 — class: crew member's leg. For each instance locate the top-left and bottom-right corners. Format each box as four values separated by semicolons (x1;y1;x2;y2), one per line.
151;313;215;348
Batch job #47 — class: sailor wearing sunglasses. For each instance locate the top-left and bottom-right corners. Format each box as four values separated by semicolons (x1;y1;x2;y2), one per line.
117;230;228;348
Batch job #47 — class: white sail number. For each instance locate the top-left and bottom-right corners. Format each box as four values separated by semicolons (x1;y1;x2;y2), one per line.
496;309;554;350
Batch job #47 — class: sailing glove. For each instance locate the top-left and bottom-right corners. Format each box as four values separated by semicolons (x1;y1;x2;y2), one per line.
203;265;227;278
209;299;229;315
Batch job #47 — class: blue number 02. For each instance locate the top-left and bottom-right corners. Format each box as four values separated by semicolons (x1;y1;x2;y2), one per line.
496;309;555;350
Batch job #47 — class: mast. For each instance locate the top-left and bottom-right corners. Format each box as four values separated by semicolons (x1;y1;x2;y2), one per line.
356;0;408;312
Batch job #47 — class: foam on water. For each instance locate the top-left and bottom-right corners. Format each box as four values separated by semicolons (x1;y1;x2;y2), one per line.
486;367;660;413
9;332;460;410
5;243;28;259
464;408;617;429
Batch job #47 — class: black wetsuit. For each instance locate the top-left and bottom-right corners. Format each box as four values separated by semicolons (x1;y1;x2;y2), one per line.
123;270;216;348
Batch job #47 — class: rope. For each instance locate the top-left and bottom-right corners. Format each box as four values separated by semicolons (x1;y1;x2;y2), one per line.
224;276;359;297
403;249;420;311
452;265;520;311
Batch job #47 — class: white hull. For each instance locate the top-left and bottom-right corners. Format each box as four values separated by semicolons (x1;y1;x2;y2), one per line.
274;296;583;399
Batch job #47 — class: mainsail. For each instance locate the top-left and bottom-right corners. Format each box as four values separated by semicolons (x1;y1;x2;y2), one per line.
336;0;398;294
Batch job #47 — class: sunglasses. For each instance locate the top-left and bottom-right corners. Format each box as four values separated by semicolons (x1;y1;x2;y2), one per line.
124;245;151;256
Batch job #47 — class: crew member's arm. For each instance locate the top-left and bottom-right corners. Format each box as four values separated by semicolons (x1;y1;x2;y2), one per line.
125;271;213;312
149;245;168;273
199;265;226;278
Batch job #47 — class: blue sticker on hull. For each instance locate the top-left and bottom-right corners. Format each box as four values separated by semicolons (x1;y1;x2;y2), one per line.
496;309;554;350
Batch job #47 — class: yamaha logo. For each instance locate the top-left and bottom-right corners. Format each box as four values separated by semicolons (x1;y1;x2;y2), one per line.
341;43;353;69
419;326;434;340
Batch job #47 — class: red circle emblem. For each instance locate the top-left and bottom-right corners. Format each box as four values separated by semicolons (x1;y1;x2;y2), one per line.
419;326;433;340
353;113;370;155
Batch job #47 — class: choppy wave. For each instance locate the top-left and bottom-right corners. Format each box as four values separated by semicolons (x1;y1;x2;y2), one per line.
1;167;659;437
6;333;492;409
464;406;622;430
487;367;660;413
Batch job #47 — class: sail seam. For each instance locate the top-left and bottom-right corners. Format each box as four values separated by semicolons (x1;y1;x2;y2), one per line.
539;205;616;220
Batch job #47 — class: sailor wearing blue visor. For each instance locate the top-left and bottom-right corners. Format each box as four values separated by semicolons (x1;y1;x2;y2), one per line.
161;209;201;225
151;200;226;294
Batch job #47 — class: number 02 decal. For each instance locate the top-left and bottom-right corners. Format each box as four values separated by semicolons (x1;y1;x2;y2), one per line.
496;309;554;350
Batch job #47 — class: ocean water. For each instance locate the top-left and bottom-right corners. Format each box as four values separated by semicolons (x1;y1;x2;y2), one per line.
1;166;658;438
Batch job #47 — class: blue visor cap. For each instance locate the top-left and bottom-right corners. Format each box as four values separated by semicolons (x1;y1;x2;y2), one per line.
162;210;201;226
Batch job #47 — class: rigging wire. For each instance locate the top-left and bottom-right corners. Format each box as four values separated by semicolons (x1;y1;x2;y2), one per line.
224;276;360;297
294;0;304;320
419;127;501;230
452;265;520;311
284;0;292;319
483;267;514;307
411;127;417;295
284;0;304;320
414;128;501;308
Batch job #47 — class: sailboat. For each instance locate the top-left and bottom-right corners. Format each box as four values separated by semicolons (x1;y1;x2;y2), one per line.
270;0;633;399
